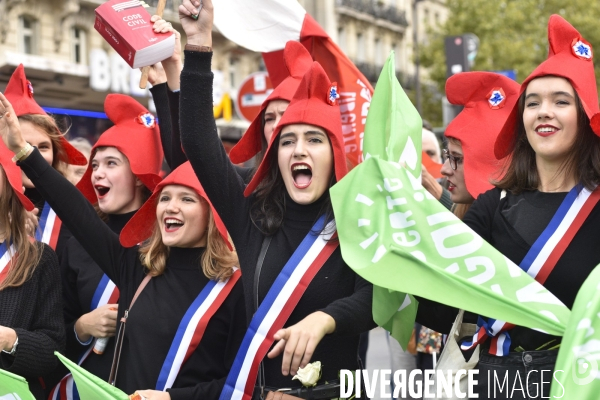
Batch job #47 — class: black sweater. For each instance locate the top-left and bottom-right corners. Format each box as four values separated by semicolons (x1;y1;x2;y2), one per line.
463;187;600;351
19;149;247;400
179;50;375;387
0;243;65;400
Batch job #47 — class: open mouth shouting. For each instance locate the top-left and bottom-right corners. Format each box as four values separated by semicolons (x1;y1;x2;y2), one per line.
535;124;559;137
164;217;184;233
95;185;110;199
291;163;312;189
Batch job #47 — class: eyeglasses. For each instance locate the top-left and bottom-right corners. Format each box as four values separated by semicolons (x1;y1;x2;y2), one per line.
443;149;463;171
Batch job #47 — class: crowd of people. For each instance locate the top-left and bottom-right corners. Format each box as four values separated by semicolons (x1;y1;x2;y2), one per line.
0;1;599;399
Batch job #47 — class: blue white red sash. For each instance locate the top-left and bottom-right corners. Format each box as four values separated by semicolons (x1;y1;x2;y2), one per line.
156;268;241;391
461;185;600;356
36;202;62;251
49;274;120;400
0;242;16;285
219;216;338;400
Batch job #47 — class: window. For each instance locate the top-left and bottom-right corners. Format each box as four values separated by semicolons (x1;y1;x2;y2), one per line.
72;28;87;64
19;16;37;54
375;38;383;66
229;57;239;89
337;27;346;53
356;33;365;63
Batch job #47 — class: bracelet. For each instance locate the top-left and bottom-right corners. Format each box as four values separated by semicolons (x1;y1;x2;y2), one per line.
184;44;212;52
12;142;32;163
2;336;18;355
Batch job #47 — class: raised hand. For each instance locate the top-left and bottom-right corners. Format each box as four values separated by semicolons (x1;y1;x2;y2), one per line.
178;0;213;47
0;92;27;154
74;303;118;343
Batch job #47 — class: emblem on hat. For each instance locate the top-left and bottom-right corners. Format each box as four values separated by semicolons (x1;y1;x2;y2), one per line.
137;112;156;128
487;88;506;110
571;38;592;60
26;80;34;98
327;83;339;106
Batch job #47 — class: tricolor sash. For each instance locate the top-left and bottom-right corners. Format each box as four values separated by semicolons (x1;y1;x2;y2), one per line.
156;268;242;391
49;274;120;400
219;216;338;400
461;185;600;356
36;202;62;251
0;242;16;285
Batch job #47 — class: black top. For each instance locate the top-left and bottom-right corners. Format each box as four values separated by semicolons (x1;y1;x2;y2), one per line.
0;243;65;400
179;50;375;387
19;149;246;400
463;187;600;351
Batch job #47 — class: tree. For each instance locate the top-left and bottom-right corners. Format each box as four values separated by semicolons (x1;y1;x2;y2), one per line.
420;0;600;105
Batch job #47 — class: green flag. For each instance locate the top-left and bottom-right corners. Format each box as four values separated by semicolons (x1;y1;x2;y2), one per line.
331;141;571;340
0;369;35;400
551;264;600;398
355;51;423;349
55;352;129;400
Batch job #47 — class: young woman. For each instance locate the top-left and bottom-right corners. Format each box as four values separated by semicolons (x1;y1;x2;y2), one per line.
47;94;163;399
177;1;375;396
4;64;86;256
0;95;246;399
459;16;600;399
0;142;64;400
148;16;312;175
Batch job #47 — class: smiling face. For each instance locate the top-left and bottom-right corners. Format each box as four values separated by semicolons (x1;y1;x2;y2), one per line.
91;147;144;214
156;184;209;248
263;100;289;143
523;76;578;167
441;139;474;205
20;120;54;189
277;123;333;205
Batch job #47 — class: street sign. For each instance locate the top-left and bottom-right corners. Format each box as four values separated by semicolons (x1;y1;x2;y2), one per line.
234;71;273;122
492;70;517;81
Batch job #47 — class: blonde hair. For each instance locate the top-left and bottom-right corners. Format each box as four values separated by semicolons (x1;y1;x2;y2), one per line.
138;210;237;282
0;167;41;289
18;114;68;172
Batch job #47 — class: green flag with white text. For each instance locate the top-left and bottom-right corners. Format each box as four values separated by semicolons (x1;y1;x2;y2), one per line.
0;369;35;400
551;264;600;398
357;51;423;349
55;352;128;400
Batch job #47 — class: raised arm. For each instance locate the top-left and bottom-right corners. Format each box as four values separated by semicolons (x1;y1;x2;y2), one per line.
177;0;250;238
0;92;126;286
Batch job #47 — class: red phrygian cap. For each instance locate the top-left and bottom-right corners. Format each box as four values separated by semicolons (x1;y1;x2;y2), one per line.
244;61;347;197
495;14;600;159
4;64;87;166
0;142;34;211
120;161;232;250
76;94;163;203
445;72;521;198
229;40;313;164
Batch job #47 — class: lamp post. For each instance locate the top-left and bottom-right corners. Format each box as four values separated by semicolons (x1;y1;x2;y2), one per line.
413;0;423;115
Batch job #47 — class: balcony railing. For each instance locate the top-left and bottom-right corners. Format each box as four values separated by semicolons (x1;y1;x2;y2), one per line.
337;0;408;27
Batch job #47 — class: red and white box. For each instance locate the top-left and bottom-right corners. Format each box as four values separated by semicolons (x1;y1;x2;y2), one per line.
94;0;175;68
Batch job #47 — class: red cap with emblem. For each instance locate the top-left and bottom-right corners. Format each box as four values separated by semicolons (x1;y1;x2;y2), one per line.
495;14;600;159
244;61;347;197
76;94;163;203
120;161;232;250
445;72;520;198
229;41;313;164
0;142;34;211
4;64;87;166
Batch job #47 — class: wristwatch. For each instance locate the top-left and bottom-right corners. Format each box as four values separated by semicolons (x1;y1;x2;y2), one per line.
2;336;18;355
184;44;212;52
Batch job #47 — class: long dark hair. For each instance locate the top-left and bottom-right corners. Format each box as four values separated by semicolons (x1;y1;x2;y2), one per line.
250;134;337;236
496;83;600;193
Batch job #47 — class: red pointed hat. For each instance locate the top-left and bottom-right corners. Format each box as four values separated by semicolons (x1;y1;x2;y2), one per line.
0;142;34;211
76;94;163;203
120;161;232;250
4;64;87;166
445;72;521;198
495;14;600;159
244;61;347;197
229;41;313;164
